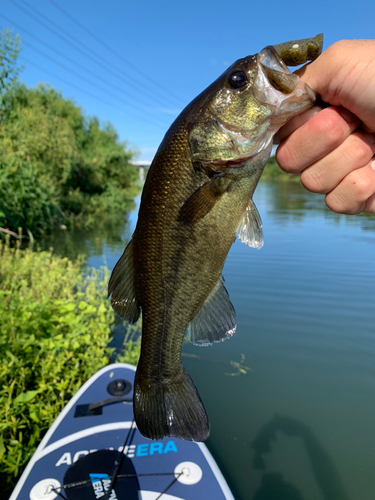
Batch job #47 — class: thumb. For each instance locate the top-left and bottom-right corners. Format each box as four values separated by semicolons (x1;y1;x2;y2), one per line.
295;40;375;131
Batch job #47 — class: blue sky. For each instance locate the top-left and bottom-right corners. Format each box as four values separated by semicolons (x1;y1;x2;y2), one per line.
1;0;375;160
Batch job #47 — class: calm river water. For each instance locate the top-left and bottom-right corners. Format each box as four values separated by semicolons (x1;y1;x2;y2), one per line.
49;181;375;500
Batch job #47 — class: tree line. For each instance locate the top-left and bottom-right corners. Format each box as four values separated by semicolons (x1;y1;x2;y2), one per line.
0;29;139;237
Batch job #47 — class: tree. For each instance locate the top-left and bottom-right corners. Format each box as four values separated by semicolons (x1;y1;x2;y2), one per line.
0;31;139;235
0;29;21;104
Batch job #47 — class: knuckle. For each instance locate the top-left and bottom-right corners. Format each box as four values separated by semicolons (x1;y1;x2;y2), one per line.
324;195;342;213
348;139;373;165
325;193;361;215
317;111;346;148
300;168;327;194
326;168;372;215
346;170;371;199
327;40;347;55
276;146;298;172
324;41;350;64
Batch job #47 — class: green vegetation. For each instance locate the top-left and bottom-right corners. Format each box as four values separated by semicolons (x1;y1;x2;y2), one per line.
0;29;21;97
0;239;141;493
0;29;303;496
0;29;139;237
262;155;299;180
0;30;142;493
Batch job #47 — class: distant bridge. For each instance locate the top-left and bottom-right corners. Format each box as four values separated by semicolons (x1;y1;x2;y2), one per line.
130;160;153;183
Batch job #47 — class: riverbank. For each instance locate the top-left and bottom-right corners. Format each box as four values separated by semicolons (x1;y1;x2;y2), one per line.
0;239;141;494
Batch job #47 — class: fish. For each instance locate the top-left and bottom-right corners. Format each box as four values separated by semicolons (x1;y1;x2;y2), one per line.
109;35;323;442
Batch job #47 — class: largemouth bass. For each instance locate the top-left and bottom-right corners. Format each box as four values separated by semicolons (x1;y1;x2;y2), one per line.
109;35;323;442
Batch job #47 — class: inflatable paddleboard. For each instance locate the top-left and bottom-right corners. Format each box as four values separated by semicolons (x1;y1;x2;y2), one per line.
10;363;235;500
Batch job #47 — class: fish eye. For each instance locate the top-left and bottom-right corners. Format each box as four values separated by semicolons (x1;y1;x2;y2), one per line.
227;70;248;90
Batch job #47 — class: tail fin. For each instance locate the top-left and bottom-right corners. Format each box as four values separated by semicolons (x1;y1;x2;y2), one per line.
133;366;210;442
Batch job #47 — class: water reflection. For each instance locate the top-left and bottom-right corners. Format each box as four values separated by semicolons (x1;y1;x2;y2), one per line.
252;415;349;500
30;180;375;500
262;181;375;233
181;181;375;500
34;204;135;263
254;473;303;500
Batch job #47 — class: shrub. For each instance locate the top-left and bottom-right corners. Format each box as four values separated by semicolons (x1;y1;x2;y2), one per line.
0;30;140;236
0;239;141;493
0;84;139;235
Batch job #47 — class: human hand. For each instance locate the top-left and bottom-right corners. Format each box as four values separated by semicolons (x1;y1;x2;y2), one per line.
275;40;375;214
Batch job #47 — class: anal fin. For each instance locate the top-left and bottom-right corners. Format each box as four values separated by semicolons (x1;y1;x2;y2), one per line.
108;239;141;323
187;276;236;346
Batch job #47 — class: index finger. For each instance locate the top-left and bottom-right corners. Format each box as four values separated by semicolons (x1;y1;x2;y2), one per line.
276;106;361;173
274;105;322;144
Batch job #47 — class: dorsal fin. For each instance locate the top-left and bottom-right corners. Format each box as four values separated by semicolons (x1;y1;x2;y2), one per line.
108;239;141;324
186;276;236;346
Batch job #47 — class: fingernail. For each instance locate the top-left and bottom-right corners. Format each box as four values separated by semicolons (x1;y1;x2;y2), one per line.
338;107;358;123
311;106;323;116
370;158;375;171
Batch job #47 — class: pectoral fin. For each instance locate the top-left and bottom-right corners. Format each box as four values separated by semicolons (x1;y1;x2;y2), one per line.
237;199;264;249
178;177;230;224
186;275;236;346
108;239;141;323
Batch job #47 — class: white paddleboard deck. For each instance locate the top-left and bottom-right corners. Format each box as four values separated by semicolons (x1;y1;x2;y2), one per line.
10;363;234;500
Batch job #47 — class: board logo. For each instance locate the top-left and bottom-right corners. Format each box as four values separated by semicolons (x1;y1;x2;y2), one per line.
55;440;178;466
89;473;117;499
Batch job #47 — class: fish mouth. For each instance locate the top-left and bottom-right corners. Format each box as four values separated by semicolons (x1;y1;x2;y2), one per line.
203;49;316;168
255;46;316;113
189;45;317;170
